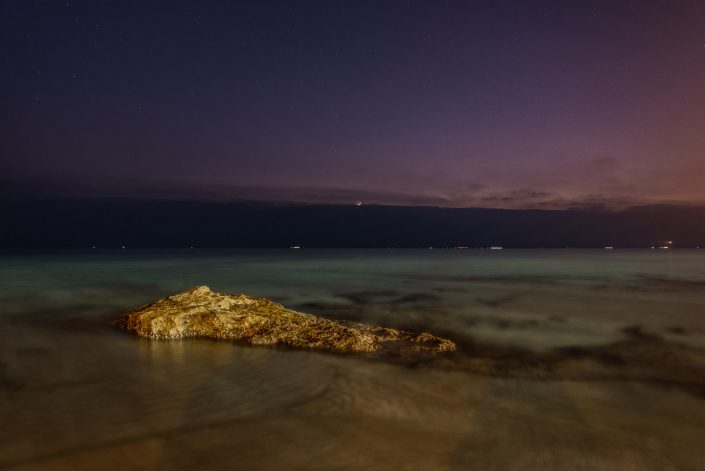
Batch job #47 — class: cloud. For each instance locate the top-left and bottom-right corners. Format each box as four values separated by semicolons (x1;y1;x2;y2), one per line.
4;174;704;211
0;176;449;207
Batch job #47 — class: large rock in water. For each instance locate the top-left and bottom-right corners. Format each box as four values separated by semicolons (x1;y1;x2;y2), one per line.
118;286;456;354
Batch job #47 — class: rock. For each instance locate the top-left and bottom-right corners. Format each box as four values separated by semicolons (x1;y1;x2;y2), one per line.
117;286;456;354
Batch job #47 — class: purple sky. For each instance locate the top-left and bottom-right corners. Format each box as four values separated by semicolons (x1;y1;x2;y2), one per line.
3;1;705;208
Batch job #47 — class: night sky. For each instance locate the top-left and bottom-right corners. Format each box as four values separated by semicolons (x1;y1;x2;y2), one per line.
3;1;705;209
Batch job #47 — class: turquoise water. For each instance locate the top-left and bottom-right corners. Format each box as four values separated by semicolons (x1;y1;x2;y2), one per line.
1;249;705;469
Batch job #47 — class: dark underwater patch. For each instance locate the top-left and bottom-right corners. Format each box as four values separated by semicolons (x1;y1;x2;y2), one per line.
666;326;687;336
475;294;519;308
621;325;661;341
625;275;705;292
0;361;25;392
392;293;441;304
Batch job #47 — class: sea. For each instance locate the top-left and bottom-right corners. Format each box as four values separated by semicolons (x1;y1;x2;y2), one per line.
1;249;704;470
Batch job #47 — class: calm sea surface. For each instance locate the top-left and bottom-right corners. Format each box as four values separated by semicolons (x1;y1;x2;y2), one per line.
1;249;705;470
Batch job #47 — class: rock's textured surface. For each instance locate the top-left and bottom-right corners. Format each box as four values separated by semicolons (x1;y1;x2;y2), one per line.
118;286;456;354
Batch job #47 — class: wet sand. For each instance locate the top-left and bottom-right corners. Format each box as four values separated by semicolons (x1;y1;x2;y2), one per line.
2;330;705;470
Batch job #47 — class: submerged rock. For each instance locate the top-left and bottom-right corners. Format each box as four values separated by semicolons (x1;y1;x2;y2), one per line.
118;286;456;354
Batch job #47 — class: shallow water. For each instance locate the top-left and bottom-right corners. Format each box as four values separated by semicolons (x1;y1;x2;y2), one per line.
1;249;705;469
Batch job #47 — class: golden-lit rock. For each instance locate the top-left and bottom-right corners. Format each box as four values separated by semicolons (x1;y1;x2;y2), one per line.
118;286;456;354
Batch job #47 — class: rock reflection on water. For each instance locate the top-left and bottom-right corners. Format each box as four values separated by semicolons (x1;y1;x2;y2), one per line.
1;249;705;470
